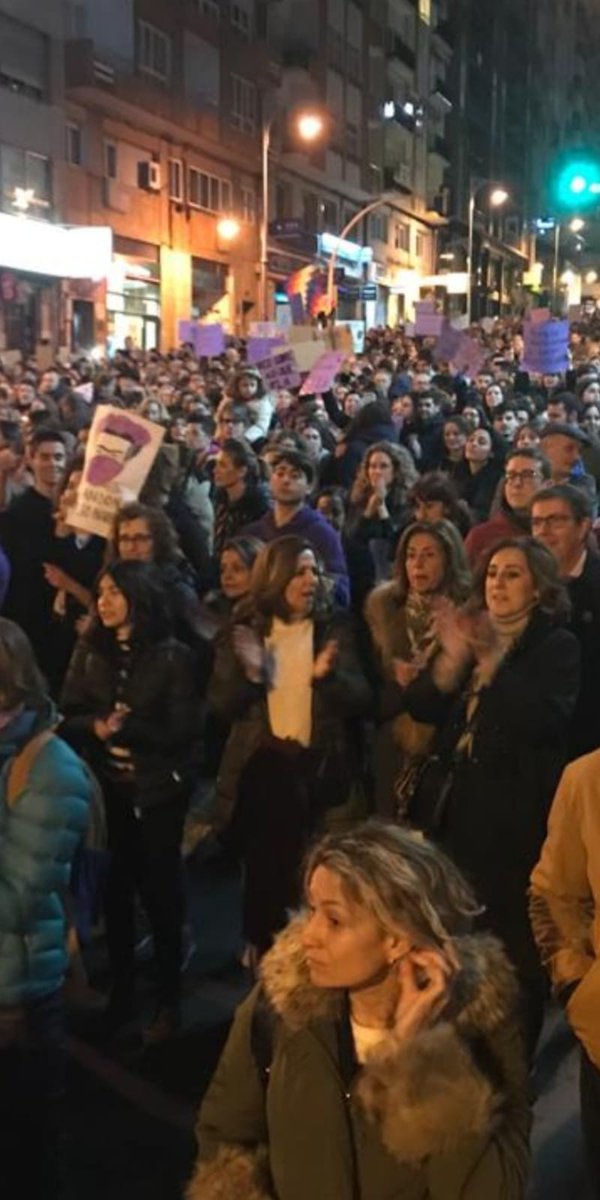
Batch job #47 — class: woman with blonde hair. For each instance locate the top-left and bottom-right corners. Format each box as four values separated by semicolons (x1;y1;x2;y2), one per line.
208;534;371;962
188;821;530;1200
366;520;471;818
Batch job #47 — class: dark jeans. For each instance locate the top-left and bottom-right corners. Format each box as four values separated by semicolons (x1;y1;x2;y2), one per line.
581;1047;600;1196
104;785;187;1005
0;990;66;1199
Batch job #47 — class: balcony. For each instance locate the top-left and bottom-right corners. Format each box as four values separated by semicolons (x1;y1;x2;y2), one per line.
386;34;416;71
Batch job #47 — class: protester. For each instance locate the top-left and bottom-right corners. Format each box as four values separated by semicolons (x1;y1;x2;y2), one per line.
212;438;270;557
207;536;371;962
464;448;551;565
346;441;417;588
60;562;201;1043
365;520;471;817
409;472;472;538
188;822;530;1200
0;618;92;1196
538;422;597;513
455;427;505;522
404;537;580;1052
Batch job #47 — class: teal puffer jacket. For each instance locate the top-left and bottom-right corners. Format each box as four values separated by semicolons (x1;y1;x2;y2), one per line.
0;718;92;1006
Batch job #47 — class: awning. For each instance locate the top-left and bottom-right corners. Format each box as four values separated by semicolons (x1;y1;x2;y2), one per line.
0;213;112;279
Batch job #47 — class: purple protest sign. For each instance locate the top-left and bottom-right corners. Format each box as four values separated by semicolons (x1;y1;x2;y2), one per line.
530;307;551;325
299;350;345;397
451;334;486;377
247;336;285;364
522;319;569;375
177;320;196;346
434;322;462;363
414;312;444;336
195;323;225;357
254;348;301;392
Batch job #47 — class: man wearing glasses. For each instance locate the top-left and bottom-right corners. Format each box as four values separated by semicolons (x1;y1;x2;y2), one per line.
464;447;551;565
531;483;600;758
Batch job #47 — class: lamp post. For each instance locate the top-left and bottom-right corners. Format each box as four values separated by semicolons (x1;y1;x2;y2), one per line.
258;107;325;322
325;192;401;316
466;181;509;324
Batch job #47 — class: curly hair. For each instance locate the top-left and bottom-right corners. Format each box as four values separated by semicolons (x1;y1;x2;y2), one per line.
393;520;472;605
304;821;481;948
110;502;182;565
350;441;418;513
471;536;571;622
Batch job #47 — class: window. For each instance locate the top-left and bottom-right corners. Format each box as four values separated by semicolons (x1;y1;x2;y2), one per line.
303;191;319;230
0;11;47;101
104;140;117;179
169;158;183;201
415;231;424;258
370;213;388;243
326;26;345;72
0;145;52;214
231;3;251;38
275;181;292;219
137;20;171;83
188;166;231;213
320;198;338;231
346;120;360;158
240;186;256;222
231;74;256;134
395;222;410;252
65;122;82;166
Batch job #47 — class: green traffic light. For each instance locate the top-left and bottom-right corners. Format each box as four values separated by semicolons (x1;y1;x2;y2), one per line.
555;158;600;209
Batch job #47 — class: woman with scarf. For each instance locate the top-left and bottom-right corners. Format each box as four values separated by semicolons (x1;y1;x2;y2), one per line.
365;521;471;818
403;537;580;1053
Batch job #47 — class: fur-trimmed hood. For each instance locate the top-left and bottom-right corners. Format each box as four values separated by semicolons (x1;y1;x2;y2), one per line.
364;580;409;676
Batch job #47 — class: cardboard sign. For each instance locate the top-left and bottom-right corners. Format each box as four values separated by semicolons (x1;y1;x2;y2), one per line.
253;348;301;392
299;351;345;396
334;321;365;354
64;405;165;538
522;319;569;374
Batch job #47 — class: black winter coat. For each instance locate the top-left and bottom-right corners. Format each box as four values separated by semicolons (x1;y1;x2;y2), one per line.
60;635;202;807
404;611;580;980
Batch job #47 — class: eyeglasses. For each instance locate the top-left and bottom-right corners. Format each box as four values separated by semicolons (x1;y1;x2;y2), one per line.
531;514;575;531
504;470;541;484
118;533;153;545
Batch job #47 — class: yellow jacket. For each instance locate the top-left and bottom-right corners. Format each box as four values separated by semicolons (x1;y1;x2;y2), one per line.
530;750;600;1067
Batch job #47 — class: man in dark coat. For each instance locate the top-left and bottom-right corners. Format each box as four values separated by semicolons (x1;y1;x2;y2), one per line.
531;483;600;758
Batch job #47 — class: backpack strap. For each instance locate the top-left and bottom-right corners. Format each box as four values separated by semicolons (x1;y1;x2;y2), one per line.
6;729;54;809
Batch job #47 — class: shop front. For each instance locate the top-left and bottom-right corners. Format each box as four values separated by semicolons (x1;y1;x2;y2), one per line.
106;237;161;354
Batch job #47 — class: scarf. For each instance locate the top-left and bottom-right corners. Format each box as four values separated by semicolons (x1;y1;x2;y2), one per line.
459;605;534;757
404;591;438;663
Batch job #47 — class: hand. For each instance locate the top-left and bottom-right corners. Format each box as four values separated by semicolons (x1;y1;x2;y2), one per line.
432;599;473;668
0;446;19;474
93;705;130;742
313;639;339;680
233;625;265;682
392;947;455;1043
392;657;422;688
43;563;70;591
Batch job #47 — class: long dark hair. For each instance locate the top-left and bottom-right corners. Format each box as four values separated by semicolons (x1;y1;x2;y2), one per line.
393;520;472;605
90;561;173;651
248;535;332;626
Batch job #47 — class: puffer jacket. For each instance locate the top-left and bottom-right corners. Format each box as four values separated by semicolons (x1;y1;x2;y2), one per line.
0;706;92;1006
187;917;531;1200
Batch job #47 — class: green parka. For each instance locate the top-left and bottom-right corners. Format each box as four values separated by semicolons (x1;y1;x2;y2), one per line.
187;917;531;1200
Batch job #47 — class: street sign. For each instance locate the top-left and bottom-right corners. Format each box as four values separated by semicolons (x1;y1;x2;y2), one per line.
268;219;305;239
361;283;377;301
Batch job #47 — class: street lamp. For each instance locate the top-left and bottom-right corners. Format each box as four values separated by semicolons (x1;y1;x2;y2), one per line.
259;106;326;322
466;180;509;324
217;217;241;242
569;217;585;233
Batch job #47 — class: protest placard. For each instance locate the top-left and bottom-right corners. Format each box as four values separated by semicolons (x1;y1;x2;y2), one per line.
253;348;301;392
530;307;551;325
247;335;286;364
450;314;470;331
414;311;444;336
64;406;165;538
299;351;345;396
249;321;280;337
195;323;225;356
287;328;330;372
334;321;365;354
434;323;462;363
451;335;486;377
522;319;569;374
177;319;196;346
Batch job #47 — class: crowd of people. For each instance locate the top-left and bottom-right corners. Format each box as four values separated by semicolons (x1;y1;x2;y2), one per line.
2;312;600;1196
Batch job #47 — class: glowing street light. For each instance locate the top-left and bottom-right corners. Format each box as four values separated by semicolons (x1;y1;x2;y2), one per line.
467;180;510;322
490;188;509;207
13;187;35;213
296;112;324;142
585;270;598;285
217;217;241;242
569;217;585;233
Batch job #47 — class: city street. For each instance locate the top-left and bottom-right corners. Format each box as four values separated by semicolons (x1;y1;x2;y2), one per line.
61;842;593;1200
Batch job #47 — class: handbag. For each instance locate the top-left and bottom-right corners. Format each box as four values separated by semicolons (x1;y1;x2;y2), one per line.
406;753;456;837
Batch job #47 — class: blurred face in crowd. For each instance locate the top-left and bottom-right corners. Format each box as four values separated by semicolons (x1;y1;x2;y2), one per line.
390;398;406;430
412;371;433;394
515;424;540;450
31;438;67;494
542;433;580;478
484;384;504;412
443;421;466;460
374;370;392;397
546;400;569;423
302;865;406;990
465;429;492;466
581;404;600;438
531;496;590;575
117;518;154;563
413;496;446;523
285;549;319;618
270;460;310;507
301;426;323;461
169;416;187;442
185;423;212;453
504;454;545;512
217;412;247;442
40;370;59;394
581;380;600;407
461;405;481;431
543;373;561;392
145;400;163;423
316;493;344;532
97;574;130;632
417;395;440;421
214;450;246;493
220;548;253;600
476;372;494;394
343;392;361;419
238;374;259;400
405;532;446;596
485;547;537;621
493;410;519;443
16;382;36;409
367;450;394;495
515;407;531;428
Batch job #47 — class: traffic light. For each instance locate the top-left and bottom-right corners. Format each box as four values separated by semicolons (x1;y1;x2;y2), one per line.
552;153;600;210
